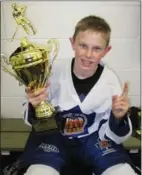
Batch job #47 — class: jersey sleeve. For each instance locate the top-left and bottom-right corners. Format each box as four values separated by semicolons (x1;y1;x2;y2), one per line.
98;70;132;144
98;110;132;144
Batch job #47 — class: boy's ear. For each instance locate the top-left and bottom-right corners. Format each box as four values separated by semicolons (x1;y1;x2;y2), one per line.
104;45;112;56
69;37;75;51
106;45;112;52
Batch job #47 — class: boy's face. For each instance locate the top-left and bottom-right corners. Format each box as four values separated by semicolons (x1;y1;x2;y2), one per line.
70;30;111;72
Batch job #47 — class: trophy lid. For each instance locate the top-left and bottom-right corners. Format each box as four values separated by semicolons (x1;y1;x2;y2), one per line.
10;38;49;70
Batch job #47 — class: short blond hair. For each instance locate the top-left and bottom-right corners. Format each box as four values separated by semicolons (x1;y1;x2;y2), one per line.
73;15;111;47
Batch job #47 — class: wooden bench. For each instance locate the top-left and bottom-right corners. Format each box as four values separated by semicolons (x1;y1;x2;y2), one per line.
1;118;141;151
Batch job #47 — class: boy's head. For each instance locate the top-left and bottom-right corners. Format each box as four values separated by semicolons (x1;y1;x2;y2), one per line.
70;15;112;76
73;15;111;47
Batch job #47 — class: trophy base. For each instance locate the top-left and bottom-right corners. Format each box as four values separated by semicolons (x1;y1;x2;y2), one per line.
32;114;58;132
35;100;56;119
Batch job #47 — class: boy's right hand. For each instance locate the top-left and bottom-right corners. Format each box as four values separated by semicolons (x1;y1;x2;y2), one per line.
25;83;49;108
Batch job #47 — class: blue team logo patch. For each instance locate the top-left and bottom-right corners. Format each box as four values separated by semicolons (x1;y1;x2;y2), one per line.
62;113;87;136
56;106;96;137
95;138;116;156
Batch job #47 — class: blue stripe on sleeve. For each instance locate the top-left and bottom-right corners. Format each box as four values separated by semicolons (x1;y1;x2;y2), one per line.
109;111;130;137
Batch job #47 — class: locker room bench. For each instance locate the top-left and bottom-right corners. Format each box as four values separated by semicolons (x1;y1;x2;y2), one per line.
1;118;141;151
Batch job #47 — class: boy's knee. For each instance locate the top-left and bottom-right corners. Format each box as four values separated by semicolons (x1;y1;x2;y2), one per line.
24;164;59;175
101;163;137;175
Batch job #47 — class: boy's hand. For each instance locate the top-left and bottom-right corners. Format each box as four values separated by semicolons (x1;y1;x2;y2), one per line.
25;83;50;108
112;82;129;119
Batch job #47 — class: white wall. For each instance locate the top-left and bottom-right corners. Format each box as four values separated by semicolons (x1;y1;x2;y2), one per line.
1;1;141;118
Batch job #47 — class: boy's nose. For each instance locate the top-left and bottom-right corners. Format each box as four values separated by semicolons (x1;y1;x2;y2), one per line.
86;49;92;58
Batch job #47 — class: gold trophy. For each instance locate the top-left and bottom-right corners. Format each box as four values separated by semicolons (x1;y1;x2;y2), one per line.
1;38;59;131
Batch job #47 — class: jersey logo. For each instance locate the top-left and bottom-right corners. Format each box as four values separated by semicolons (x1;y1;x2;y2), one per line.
97;140;111;149
38;143;59;153
95;138;116;156
61;113;87;136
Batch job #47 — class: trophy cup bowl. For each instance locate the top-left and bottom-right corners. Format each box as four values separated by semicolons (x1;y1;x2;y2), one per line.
1;38;59;131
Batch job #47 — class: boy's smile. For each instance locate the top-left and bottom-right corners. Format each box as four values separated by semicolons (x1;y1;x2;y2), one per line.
81;59;94;68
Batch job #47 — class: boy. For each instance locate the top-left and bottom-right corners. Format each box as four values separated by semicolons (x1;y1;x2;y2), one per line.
23;15;137;175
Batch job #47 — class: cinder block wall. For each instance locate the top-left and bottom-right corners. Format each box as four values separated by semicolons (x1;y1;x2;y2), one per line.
1;1;140;118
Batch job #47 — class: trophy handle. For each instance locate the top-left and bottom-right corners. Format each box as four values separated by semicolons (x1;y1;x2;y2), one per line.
1;53;24;85
46;39;59;66
39;39;59;87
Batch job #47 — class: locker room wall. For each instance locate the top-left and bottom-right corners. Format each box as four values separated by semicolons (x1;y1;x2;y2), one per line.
1;1;141;118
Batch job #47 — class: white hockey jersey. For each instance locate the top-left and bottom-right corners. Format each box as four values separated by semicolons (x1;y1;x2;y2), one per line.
23;58;132;144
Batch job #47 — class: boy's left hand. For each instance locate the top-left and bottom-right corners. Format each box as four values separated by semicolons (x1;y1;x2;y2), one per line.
112;82;129;119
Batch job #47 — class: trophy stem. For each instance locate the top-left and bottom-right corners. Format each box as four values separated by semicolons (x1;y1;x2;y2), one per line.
35;100;56;119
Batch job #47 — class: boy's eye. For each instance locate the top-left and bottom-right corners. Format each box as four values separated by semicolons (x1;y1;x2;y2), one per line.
93;47;102;52
79;44;87;48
